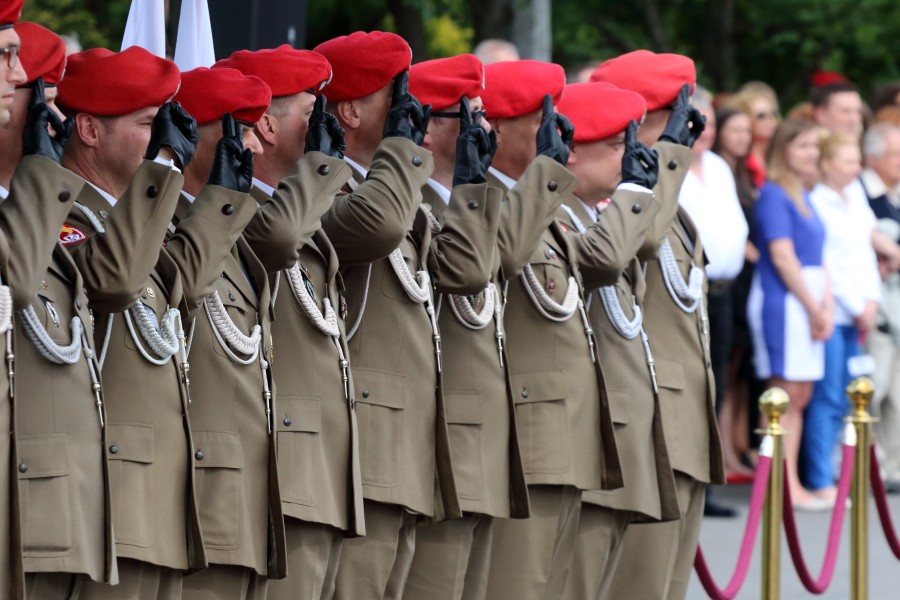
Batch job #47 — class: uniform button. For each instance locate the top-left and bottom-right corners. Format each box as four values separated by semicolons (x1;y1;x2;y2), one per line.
108;444;119;455
57;190;71;202
147;186;159;198
141;292;148;300
547;180;558;192
75;299;81;309
521;388;529;399
467;199;480;209
362;388;370;398
195;450;204;461
411;156;423;167
283;417;292;427
222;204;235;215
99;210;109;219
317;164;331;176
631;203;643;214
17;463;27;473
667;160;677;171
228;292;237;301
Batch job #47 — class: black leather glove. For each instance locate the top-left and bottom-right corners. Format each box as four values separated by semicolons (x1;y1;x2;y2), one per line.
452;97;496;187
658;83;707;147
382;72;431;145
620;120;659;189
304;94;346;158
145;101;199;170
535;94;574;166
22;78;73;162
208;113;253;193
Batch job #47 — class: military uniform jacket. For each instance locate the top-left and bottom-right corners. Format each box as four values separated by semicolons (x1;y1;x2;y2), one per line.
0;157;83;595
488;159;622;493
559;198;679;522
323;138;497;519
642;207;725;485
424;170;559;519
67;179;257;572
246;153;366;537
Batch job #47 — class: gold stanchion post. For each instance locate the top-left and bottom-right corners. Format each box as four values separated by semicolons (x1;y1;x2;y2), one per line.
757;387;789;600
846;376;877;600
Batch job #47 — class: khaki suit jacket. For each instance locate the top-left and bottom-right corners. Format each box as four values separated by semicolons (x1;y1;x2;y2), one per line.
642;207;725;485
559;198;679;522
66;181;257;572
0;157;83;597
247;154;366;536
489;160;622;492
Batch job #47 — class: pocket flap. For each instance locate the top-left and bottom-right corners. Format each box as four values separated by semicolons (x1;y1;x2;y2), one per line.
277;396;321;433
192;430;243;469
17;434;69;479
106;423;155;463
605;390;631;425
353;368;406;409
655;359;686;391
510;369;568;404
445;393;483;425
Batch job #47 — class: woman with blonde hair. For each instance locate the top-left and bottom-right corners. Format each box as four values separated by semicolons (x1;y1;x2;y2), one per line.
803;132;881;501
727;86;781;188
747;118;834;509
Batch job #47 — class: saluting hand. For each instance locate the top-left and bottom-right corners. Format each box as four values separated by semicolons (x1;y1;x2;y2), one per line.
207;113;253;193
22;78;73;163
304;94;346;159
145;101;199;170
620;120;659;189
452;97;496;187
383;71;431;145
535;94;574;166
658;84;706;148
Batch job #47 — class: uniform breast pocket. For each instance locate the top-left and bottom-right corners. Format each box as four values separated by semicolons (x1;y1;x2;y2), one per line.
192;430;244;549
511;370;570;474
106;424;155;548
276;396;322;507
17;434;74;556
353;368;406;487
445;393;484;501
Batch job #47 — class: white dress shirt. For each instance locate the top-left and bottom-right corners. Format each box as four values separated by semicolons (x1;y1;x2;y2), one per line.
425;178;451;205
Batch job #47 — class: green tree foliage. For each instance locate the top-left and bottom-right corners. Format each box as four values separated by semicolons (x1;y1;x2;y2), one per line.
22;0;130;50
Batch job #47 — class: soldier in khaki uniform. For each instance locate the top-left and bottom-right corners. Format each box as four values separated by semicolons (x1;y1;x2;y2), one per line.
592;52;726;600
314;32;501;600
213;46;365;600
403;53;525;600
552;81;697;600
478;59;652;600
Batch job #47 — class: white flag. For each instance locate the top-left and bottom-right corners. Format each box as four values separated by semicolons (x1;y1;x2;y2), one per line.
174;0;216;70
121;0;166;58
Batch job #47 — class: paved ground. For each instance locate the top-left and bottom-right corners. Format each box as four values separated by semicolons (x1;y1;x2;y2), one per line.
686;481;900;599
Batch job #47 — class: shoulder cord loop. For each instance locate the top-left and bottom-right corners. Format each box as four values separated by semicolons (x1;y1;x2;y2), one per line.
202;290;261;364
659;238;704;313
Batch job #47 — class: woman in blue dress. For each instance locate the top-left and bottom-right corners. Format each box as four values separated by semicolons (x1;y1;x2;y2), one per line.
747;118;834;509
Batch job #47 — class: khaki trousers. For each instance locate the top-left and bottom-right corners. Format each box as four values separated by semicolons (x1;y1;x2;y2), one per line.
182;565;267;600
267;519;343;600
486;485;581;600
560;502;631;600
79;559;182;600
608;474;706;600
333;500;417;600
404;512;493;600
26;572;82;599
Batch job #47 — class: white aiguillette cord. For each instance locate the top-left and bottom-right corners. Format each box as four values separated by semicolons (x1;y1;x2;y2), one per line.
123;301;183;366
659;238;704;314
388;247;443;371
204;289;273;433
0;285;13;399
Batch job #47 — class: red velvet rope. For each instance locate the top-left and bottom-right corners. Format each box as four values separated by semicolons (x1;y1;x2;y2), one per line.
781;443;855;594
870;444;900;559
693;455;772;600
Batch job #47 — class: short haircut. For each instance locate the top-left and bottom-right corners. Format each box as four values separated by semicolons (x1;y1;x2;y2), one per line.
811;82;860;108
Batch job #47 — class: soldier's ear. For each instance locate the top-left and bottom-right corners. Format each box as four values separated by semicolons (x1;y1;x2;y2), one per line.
74;113;101;148
255;113;278;146
335;99;361;131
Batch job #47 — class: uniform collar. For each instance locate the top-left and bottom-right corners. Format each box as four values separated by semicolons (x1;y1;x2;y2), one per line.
487;166;516;190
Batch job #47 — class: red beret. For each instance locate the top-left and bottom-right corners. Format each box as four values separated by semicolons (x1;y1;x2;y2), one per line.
175;67;271;126
590;50;695;112
558;82;646;143
313;31;411;102
408;54;484;111
810;70;849;88
58;47;180;117
16;23;67;86
214;45;332;98
482;60;565;120
0;0;23;27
